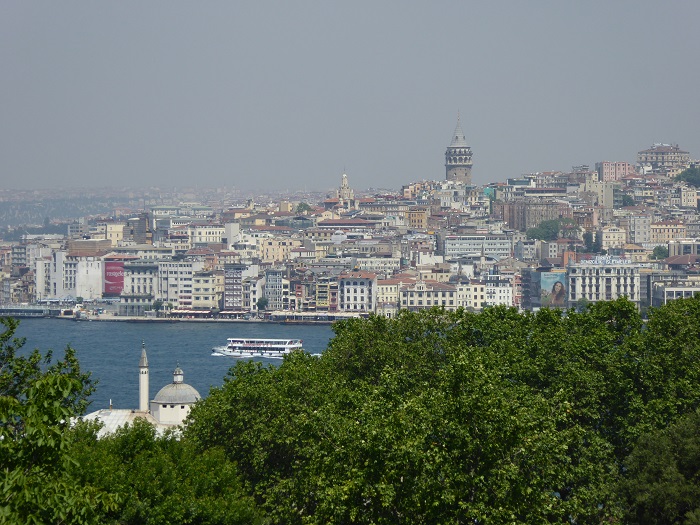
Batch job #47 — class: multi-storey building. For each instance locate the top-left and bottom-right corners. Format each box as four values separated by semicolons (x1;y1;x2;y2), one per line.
600;226;627;251
191;270;220;310
650;221;687;245
338;271;377;313
399;280;457;311
457;281;487;311
595;161;635;182
619;214;652;245
494;199;573;232
567;256;641;306
483;275;514;307
259;237;303;263
186;223;225;248
443;234;512;260
156;260;205;309
223;264;246;312
264;267;291;311
119;261;158;316
637;144;690;172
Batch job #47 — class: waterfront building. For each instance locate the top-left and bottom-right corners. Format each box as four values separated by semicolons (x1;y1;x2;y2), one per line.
457;281;487;311
445;115;473;185
651;278;700;307
338;271;377;313
156;260;206;309
314;275;338;313
264;267;291;311
119;261;158;316
191;270;220;310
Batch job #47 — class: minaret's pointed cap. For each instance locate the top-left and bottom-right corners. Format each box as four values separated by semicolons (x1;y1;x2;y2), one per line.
139;341;148;368
449;113;468;148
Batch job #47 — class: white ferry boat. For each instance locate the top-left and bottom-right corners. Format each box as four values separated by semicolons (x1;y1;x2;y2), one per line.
212;338;303;358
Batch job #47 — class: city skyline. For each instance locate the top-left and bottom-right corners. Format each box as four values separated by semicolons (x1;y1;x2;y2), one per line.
2;2;700;191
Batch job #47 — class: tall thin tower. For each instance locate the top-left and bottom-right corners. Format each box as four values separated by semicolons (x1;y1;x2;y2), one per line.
445;113;473;185
139;341;149;412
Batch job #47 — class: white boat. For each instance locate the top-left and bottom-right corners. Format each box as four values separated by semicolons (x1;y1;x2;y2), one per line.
212;338;303;358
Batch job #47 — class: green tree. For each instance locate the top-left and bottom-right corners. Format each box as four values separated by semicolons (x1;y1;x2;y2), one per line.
651;245;669;260
621;194;635;207
185;298;700;524
619;410;700;524
526;219;578;241
295;202;312;214
583;230;602;253
68;419;261;525
256;297;268;311
0;317;115;524
676;167;700;188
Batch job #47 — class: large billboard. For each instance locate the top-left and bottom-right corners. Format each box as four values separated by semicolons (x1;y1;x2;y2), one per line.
540;272;567;308
104;261;125;296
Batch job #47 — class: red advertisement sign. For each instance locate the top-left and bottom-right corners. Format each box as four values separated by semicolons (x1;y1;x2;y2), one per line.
104;261;124;295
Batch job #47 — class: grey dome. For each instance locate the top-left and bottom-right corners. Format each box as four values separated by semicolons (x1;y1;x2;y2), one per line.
153;382;201;404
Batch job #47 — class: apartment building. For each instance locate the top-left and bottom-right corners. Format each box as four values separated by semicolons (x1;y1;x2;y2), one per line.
338;271;377;313
399;280;458;311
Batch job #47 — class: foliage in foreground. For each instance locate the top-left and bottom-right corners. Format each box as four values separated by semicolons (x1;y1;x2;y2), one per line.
0;316;260;524
68;419;262;525
0;317;113;524
185;297;700;524
620;409;700;524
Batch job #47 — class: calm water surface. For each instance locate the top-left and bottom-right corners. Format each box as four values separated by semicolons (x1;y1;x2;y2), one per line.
12;319;335;412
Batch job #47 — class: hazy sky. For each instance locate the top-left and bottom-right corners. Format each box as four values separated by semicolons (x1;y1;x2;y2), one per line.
2;2;699;192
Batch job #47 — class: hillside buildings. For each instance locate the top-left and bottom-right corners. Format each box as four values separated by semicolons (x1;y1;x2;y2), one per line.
2;130;700;317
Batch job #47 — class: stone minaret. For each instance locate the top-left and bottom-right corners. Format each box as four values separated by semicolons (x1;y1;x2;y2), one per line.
139;341;149;412
445;114;473;185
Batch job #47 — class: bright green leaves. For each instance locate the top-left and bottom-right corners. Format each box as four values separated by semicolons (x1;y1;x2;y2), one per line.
0;317;106;524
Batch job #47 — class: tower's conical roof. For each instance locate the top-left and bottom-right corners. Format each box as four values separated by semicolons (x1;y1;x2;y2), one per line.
449;114;469;148
139;341;148;368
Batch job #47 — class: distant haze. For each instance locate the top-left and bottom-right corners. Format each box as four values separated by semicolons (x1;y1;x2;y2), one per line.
2;2;699;191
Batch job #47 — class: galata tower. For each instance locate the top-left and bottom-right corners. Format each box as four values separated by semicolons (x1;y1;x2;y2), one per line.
445;114;473;185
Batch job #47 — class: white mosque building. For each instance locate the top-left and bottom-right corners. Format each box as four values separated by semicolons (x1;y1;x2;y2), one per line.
83;342;201;437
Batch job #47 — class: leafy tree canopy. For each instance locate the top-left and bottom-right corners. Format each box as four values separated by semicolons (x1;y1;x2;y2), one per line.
620;409;700;524
526;218;579;241
676;167;700;188
0;317;114;524
68;419;261;525
651;245;669;260
185;297;700;524
621;194;635;207
295;202;312;214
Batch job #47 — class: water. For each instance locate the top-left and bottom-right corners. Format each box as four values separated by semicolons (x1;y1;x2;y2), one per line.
10;319;335;412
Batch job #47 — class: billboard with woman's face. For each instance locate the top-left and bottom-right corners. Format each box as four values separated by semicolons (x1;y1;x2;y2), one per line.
540;273;567;307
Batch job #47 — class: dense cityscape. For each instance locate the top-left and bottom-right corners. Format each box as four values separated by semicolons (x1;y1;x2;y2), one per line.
1;118;699;319
0;119;700;321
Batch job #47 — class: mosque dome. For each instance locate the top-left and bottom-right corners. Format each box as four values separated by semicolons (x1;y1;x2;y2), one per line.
153;366;201;405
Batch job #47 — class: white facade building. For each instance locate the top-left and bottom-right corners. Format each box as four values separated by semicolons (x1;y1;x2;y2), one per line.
567;257;641;306
338;271;377;313
444;235;512;260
